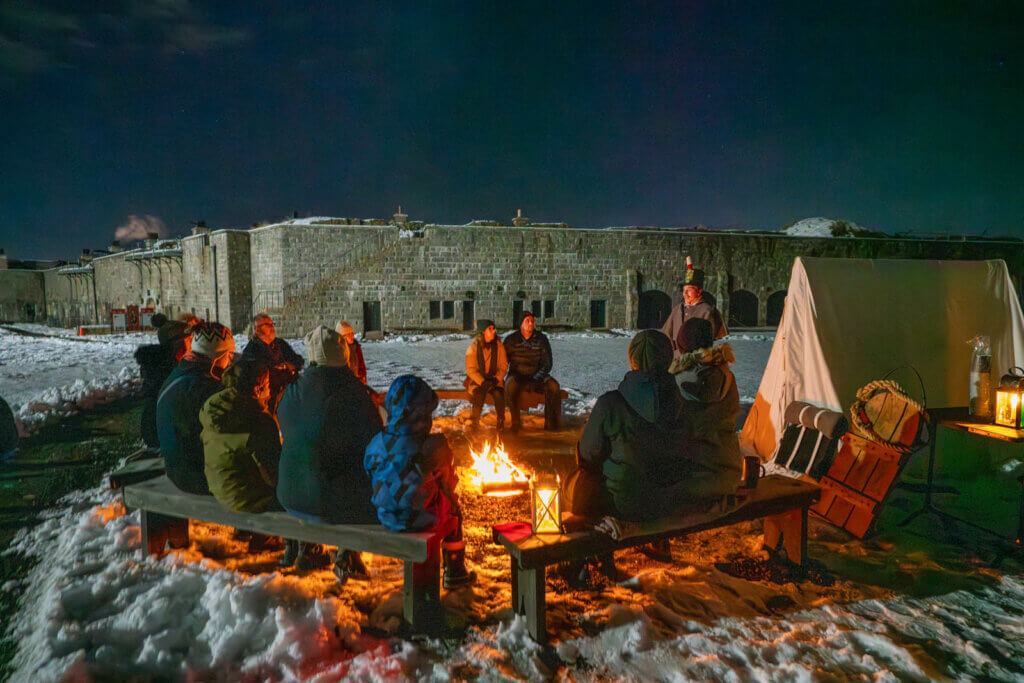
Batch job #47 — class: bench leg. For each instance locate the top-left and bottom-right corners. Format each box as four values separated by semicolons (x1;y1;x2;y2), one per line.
403;536;442;633
511;559;547;643
763;506;808;565
139;511;189;557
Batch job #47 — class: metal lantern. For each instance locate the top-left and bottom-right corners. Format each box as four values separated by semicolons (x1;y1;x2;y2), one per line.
994;367;1024;428
530;471;563;534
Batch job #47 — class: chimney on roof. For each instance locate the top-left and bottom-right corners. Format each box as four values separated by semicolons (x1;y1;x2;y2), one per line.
109;240;123;254
191;220;211;237
512;208;529;227
80;248;93;265
144;232;158;249
393;205;408;226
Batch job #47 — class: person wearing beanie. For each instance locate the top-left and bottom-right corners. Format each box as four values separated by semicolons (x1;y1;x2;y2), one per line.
276;325;382;582
201;358;282;514
464;319;508;431
150;312;168;330
503;310;560;432
157;322;235;495
364;375;476;589
135;319;193;450
243;313;304;413
335;321;367;385
660;257;727;358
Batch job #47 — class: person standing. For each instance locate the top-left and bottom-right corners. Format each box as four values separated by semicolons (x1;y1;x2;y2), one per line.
243;313;304;413
661;257;727;358
464;319;508;431
157;322;236;495
335;321;367;384
502;311;561;431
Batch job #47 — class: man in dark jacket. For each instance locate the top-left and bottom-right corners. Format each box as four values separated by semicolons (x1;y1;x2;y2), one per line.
364;375;475;588
1;395;18;464
157;322;235;495
135;319;191;450
660;259;727;358
244;313;304;413
503;311;561;432
277;325;382;582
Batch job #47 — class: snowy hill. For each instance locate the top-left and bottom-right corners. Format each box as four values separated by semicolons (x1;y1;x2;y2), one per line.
781;217;883;238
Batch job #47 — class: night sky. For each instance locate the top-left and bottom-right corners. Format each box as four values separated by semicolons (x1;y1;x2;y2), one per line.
1;1;1022;260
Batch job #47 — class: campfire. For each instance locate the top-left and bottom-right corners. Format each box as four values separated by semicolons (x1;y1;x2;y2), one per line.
461;440;530;496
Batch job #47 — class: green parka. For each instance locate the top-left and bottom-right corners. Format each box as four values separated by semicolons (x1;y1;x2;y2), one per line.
200;369;281;513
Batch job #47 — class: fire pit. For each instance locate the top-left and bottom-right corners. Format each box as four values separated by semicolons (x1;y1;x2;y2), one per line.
461;440;530;496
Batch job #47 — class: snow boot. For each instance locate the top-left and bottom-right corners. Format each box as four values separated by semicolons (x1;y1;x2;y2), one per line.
442;545;477;589
279;539;300;567
333;549;370;585
295;543;332;571
247;533;283;553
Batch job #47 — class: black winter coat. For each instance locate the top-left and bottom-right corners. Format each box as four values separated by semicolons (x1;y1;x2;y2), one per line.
502;330;553;379
135;344;178;448
156;358;222;494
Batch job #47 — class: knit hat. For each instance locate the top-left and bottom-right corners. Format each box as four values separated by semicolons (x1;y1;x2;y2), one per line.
475;318;495;334
150;313;168;329
683;255;705;290
304;325;349;367
335;321;355;338
518;310;535;327
628;329;673;375
157;320;189;347
191;322;235;359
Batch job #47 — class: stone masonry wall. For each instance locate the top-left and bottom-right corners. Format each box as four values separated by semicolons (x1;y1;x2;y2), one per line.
0;270;45;322
181;230;252;332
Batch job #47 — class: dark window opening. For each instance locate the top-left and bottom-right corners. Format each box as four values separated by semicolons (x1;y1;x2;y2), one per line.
512;299;525;327
462;300;475;331
544;300;555;319
429;301;441;319
590;300;607;328
766;290;787;326
531;300;542;319
728;290;758;327
443;300;454;319
362;301;382;332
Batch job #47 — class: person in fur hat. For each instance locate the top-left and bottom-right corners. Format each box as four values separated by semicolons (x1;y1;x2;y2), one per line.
661;257;727;358
157;322;235;495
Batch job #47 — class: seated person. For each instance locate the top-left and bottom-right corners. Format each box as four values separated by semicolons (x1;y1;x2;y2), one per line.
136;319;192;450
464;319;508;431
335;321;367;385
503;311;561;431
244;313;304;413
364;375;476;588
1;394;18;464
277;325;383;582
157;322;235;495
201;357;282;513
669;318;742;469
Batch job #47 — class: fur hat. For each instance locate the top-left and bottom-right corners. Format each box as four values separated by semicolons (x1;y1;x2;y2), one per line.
683;255;705;289
304;325;349;367
191;322;235;359
475;318;495;334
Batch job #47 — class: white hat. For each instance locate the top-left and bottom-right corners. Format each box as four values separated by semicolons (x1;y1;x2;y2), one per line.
305;325;349;367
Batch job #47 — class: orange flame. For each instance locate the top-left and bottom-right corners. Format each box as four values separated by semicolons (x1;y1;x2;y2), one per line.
461;440;530;496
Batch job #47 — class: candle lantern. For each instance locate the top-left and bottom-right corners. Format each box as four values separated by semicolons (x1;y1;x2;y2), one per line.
994;367;1024;428
530;470;563;534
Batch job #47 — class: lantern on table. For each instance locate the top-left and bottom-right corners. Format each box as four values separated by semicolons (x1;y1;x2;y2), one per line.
994;367;1024;428
530;470;563;534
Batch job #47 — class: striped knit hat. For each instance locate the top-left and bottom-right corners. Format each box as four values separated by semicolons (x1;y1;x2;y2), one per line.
191;322;235;359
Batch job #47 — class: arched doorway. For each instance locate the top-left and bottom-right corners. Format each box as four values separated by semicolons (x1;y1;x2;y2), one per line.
728;290;758;327
766;290;787;326
637;289;672;329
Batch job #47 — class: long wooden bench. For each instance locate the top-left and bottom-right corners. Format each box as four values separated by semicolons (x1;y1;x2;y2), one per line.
122;475;457;633
436;388;570;429
107;454;165;489
493;475;821;643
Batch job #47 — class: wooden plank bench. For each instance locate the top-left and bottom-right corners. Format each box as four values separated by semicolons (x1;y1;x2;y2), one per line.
494;475;821;643
122;475;457;633
108;454;165;490
436;388;570;429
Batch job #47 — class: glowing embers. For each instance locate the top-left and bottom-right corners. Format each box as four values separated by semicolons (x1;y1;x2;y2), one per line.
462;440;530;496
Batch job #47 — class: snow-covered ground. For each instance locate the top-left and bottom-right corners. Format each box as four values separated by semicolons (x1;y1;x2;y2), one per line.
5;325;1024;680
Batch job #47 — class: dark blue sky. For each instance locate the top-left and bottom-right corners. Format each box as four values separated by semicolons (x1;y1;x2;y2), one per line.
1;1;1022;259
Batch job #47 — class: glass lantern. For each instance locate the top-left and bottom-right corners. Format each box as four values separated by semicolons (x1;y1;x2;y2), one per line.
994;367;1024;428
530;471;563;534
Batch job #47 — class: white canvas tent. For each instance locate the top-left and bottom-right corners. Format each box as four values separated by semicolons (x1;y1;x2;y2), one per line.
741;257;1024;459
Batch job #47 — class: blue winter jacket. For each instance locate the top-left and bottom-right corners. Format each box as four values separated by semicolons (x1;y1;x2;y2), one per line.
364;375;455;532
157;357;222;494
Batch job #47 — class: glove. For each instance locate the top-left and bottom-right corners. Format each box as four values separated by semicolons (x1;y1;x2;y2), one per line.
532;372;549;382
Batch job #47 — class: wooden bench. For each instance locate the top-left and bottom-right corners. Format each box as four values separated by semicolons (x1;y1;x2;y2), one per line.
107;454;165;489
436;388;570;429
122;475;457;633
493;475;821;643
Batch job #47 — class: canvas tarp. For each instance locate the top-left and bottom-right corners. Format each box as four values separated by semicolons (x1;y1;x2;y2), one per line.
741;257;1024;459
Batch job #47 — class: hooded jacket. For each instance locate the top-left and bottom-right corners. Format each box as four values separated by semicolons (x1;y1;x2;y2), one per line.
276;364;382;523
200;366;281;513
135;343;179;448
364;376;455;532
157;357;222;494
465;335;508;390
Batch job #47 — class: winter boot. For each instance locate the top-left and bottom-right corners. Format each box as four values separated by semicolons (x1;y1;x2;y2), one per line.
247;533;283;553
442;543;477;589
555;559;594;590
333;549;370;585
295;543;332;571
279;539;300;568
